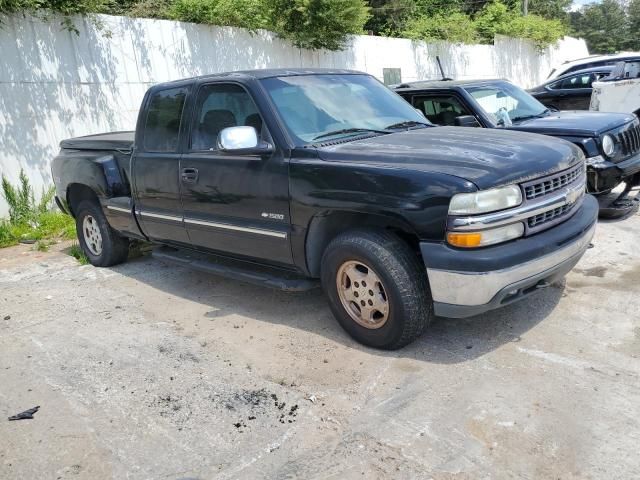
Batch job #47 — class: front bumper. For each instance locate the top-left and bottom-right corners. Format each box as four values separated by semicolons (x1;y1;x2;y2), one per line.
421;194;598;318
587;152;640;192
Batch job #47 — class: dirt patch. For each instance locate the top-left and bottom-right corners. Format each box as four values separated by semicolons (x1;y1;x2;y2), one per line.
576;266;607;278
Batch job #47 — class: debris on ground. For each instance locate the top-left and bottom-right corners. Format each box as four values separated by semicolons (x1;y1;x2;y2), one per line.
8;406;40;421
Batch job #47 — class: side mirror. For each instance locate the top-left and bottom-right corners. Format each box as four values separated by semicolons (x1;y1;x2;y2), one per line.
454;115;481;128
217;126;273;155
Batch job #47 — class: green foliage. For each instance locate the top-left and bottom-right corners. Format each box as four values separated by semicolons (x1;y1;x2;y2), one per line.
1;169;33;224
475;1;566;48
403;1;566;48
403;11;477;43
0;170;75;248
269;0;370;50
366;0;415;36
527;0;572;20
69;242;90;264
629;0;640;50
0;211;76;248
112;0;172;18
167;0;268;30
0;0;596;51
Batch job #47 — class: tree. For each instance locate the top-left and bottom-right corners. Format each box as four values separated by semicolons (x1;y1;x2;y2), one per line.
269;0;370;50
403;10;478;43
528;0;572;20
168;0;268;30
365;0;414;36
628;0;640;50
570;0;629;53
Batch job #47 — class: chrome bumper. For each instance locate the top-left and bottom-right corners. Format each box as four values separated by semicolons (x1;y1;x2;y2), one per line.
427;221;596;317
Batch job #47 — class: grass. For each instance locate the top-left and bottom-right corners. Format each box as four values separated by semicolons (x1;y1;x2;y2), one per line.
69;242;90;265
0;211;76;248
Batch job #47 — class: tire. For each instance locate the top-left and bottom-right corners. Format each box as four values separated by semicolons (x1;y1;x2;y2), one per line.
75;200;129;267
321;229;433;350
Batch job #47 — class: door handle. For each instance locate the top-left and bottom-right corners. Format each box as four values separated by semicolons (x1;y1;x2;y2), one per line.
181;168;198;183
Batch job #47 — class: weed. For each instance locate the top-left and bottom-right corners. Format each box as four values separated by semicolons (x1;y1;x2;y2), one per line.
69;242;89;265
35;240;53;252
0;170;76;248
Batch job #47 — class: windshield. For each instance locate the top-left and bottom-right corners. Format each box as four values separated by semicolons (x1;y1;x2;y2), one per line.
464;82;548;126
260;74;430;144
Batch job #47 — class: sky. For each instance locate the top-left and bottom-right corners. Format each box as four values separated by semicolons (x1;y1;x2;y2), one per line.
570;0;601;11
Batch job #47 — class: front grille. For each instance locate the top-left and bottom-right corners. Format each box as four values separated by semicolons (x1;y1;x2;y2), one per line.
528;203;576;228
617;121;640;158
523;163;583;200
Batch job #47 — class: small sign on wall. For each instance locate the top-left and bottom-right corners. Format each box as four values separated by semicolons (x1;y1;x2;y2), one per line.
383;68;401;86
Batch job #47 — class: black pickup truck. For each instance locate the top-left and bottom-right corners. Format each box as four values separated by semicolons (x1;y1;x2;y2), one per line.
394;79;640;211
52;69;598;349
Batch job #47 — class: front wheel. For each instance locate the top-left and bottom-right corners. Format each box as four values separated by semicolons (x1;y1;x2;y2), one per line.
321;230;433;350
75;200;129;267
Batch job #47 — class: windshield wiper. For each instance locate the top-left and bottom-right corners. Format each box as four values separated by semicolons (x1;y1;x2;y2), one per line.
384;120;431;130
512;110;550;122
312;128;388;141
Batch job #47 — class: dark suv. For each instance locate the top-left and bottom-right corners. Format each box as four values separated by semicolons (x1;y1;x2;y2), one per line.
395;79;640;202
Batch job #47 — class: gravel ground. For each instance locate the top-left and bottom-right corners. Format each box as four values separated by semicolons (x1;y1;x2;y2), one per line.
1;208;639;479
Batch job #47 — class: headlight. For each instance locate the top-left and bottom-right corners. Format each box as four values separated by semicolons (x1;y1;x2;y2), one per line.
447;223;525;248
602;134;615;157
449;185;522;215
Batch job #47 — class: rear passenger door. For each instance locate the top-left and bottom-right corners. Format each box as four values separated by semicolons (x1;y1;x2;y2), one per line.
132;86;191;246
179;82;293;265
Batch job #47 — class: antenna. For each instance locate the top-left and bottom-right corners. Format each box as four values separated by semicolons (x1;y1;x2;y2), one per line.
436;56;453;81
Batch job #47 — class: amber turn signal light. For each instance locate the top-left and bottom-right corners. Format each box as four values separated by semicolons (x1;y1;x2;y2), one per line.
446;232;482;248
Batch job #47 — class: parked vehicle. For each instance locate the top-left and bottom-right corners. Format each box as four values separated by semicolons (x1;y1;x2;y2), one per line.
394;79;640;210
528;66;613;111
52;69;597;349
590;60;640;117
547;53;640;80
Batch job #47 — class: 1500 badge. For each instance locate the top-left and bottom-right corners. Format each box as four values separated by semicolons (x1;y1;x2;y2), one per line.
261;212;285;220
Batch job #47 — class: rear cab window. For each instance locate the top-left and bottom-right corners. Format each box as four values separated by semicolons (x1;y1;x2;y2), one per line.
143;87;188;152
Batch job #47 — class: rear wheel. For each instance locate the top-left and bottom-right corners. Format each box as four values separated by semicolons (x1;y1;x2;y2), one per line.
321;229;433;350
75;200;129;267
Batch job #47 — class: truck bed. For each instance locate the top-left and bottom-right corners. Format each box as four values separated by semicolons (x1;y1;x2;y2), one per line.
60;131;135;151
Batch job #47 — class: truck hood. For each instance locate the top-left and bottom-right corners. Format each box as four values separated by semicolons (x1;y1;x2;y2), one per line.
316;127;581;190
507;111;636;137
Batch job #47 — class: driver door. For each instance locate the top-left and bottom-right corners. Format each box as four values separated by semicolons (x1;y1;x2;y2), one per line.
179;82;293;265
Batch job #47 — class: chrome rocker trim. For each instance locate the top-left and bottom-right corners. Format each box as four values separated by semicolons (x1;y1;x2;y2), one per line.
136;210;287;239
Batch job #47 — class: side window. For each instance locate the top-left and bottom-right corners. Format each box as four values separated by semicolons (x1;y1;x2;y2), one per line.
548;79;562;90
143;87;187;152
191;83;263;151
412;95;471;126
559;74;593;89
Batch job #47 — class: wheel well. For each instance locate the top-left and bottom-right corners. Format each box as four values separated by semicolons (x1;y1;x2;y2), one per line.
67;184;100;217
305;211;421;277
